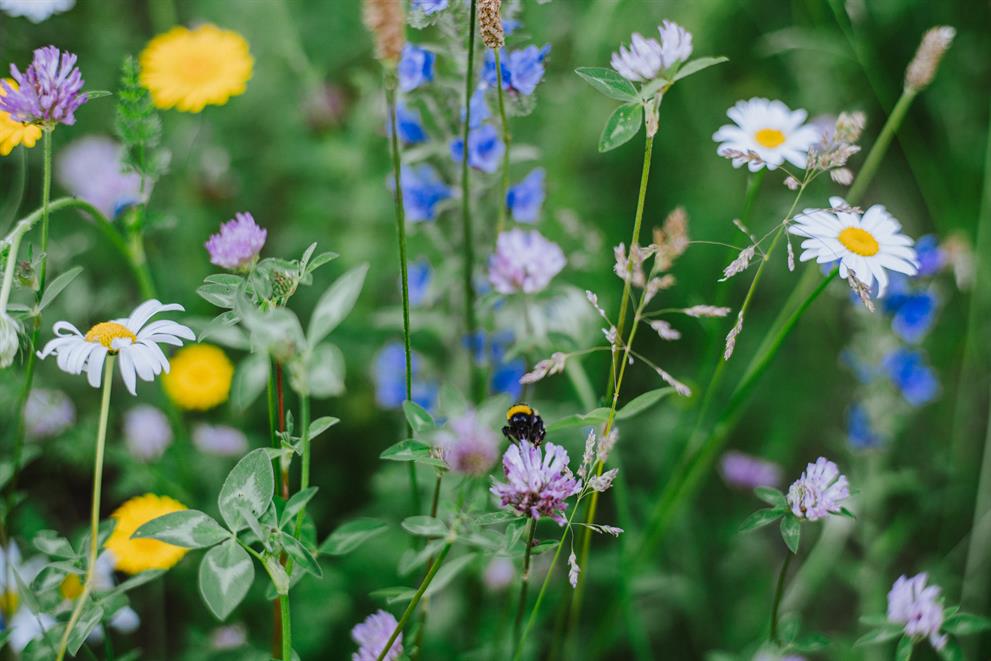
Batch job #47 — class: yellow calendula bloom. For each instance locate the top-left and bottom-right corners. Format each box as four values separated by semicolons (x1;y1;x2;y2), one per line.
139;24;253;113
0;79;42;156
105;494;188;574
163;343;234;410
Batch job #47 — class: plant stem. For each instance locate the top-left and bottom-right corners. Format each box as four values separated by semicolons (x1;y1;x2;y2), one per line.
56;356;115;661
279;594;292;661
292;394;312;538
411;473;446;660
461;0;480;402
769;551;794;644
512;519;537;654
376;543;452;661
494;47;511;234
847;90;916;204
37;130;52;294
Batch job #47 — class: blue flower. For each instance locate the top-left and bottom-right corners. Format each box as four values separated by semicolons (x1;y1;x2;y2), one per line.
450;124;504;173
461;330;525;398
373;342;438;411
399;165;451;222
408;258;431;306
848;404;881;448
502;18;521;35
492;358;525;399
891;290;938;343
411;0;447;14
507;168;545;223
914;234;944;277
882;349;939;406
483;45;550;96
398;44;435;93
387;103;427;144
461;86;490;129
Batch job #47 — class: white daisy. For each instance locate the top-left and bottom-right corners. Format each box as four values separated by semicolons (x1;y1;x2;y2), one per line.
0;0;74;23
788;196;919;296
712;98;820;171
37;299;194;395
1;542;53;653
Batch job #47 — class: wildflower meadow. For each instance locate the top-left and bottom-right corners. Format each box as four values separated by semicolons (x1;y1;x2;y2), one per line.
2;0;991;659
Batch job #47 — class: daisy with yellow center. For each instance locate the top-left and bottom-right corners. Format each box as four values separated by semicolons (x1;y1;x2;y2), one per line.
712;97;820;172
139;24;253;113
0;79;42;156
38;299;194;395
789;196;919;295
105;494;189;574
163;343;234;410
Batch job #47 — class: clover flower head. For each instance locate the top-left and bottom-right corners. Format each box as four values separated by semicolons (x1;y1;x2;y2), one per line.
57;136;143;219
123;404;173;461
483;556;515;591
657;20;693;68
0;46;87;126
786;457;849;521
488;228;566;294
192;423;248;457
491;440;580;524
720;451;782;490
352;609;402;661
0;0;74;23
887;573;947;651
205;212;267;270
436;410;500;475
23;388;75;440
611;32;664;83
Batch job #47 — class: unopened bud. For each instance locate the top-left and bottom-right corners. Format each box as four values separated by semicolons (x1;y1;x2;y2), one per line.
905;26;955;93
478;0;505;49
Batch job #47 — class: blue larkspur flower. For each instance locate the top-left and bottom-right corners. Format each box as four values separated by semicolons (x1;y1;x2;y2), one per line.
411;0;447;15
891;290;938;343
461;86;490;129
507;168;545;223
373;342;438;411
398;164;451;222
483;45;550;96
883;349;939;406
397;44;435;93
407;258;431;305
387;102;427;144
450;124;504;173
848;404;881;448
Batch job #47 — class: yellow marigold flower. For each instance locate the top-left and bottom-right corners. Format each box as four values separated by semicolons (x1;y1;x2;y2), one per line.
0;79;41;156
105;494;188;574
162;344;234;411
139;24;253;113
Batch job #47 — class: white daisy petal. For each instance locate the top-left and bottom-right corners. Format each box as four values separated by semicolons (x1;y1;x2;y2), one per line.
117;349;137;395
86;346;108;387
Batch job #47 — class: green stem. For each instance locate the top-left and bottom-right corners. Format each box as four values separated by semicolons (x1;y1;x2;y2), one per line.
279;594;292;661
376;543;452;661
846;91;916;204
494;47;511;234
292;394;312;539
462;0;480;402
56;356;115;661
769;551;794;644
512;519;537;654
37;130;52;294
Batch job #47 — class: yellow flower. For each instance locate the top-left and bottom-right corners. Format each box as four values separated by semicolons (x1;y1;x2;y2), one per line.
105;494;188;574
0;80;42;156
139;24;253;113
163;344;234;411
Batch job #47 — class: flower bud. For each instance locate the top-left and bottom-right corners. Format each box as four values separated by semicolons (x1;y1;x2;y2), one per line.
904;26;955;93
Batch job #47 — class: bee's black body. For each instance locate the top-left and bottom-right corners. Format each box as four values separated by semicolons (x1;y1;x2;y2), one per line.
502;403;546;446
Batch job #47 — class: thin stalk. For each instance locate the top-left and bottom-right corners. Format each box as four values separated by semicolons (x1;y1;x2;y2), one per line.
512;519;537;654
461;0;480;401
292;395;312;539
37;130;52;293
846;91;916;204
494;47;511;233
769;551;794;644
56;356;115;661
411;472;446;661
268;359;283;659
279;594;292;661
277;363;289;500
376;543;453;661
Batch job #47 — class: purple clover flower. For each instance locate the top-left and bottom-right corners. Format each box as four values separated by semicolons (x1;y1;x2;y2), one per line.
56;136;143;219
123;404;173;462
488;228;566;294
23;388;75;440
491;440;580;524
0;46;87;126
506;168;545;223
719;451;782;490
450;124;504;173
399;164;451;222
204;212;267;271
887;573;947;651
436;410;500;475
483;45;550;96
192;424;249;457
351;610;402;661
786;457;849;521
397;44;434;93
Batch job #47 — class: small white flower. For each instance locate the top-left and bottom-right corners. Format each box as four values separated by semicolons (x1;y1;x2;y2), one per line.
611;21;693;83
0;0;74;23
37;299;194;395
788;196;919;296
887;573;947;651
488;229;566;295
657;20;693;68
1;542;52;652
0;310;20;368
713;98;820;172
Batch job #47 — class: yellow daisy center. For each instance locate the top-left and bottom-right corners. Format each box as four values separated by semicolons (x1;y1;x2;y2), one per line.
838;227;880;256
59;573;84;600
162;344;234;411
84;322;137;350
755;128;786;148
0;589;19;614
105;494;189;575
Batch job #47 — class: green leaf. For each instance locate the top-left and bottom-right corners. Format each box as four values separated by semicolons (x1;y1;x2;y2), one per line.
938;637;964;661
895;635;914;661
545;408;611;433
107;569;166;597
217;448;275;532
617;387;673;420
574;67;639;102
402;516;447;537
598;103;642;153
231;352;270;412
854;624;903;647
84;90;113;99
378;439;446;468
280;533;322;577
281;487;319;528
67;599;104;655
474;510;519;526
780;515;801;553
198;539;254;621
319;518;389;556
306;251;339;274
403;400;436;434
942;612;991;635
132;510;229;548
305;343;346;398
791;632;830;652
32;530;76;559
671;56;729;83
754;487;787;508
196;283;235;308
307;416;339;441
38;266;83;312
307;264;368;346
738;508;784;533
197;311;246;346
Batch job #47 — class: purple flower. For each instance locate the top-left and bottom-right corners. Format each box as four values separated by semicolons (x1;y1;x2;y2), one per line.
450;124;504;173
387;102;427;144
506;168;545;223
483;45;550;96
372;342;438;411
488;228;566;294
483;556;515;591
407;258;431;305
23;388;75;440
352;610;402;661
914;235;944;277
436;410;500;475
399;164;451;222
205;212;267;270
56;136;143;219
192;424;248;457
397;44;435;93
883;349;939;406
887;573;947;651
719;451;782;490
124;404;172;461
847;404;881;449
411;0;447;15
0;46;86;126
491;440;580;524
786;457;849;521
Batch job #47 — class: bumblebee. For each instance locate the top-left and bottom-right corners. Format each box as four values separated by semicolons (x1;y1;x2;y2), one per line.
502;403;546;446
